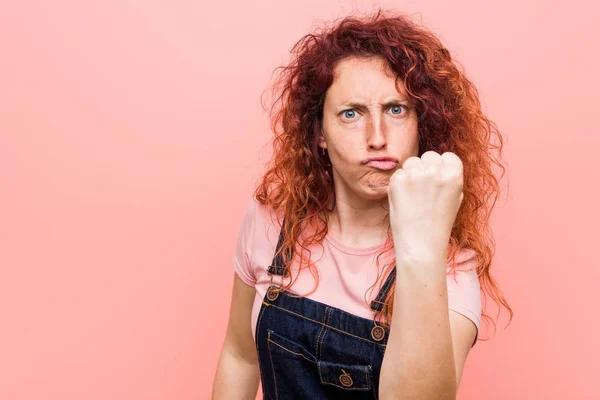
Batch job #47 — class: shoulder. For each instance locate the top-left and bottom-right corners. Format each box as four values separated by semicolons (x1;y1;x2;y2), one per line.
445;247;480;293
238;198;279;230
447;247;478;273
446;247;482;332
238;197;287;255
245;198;282;234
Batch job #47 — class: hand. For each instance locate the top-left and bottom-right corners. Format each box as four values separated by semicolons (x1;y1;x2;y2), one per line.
387;151;464;264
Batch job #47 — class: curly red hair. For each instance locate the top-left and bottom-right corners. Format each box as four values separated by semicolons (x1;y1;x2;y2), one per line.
253;8;512;342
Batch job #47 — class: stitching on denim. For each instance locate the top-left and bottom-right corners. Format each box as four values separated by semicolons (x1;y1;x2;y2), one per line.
319;308;331;360
321;308;333;357
267;337;317;364
256;304;267;344
373;268;396;302
264;302;387;347
267;331;279;400
255;303;268;386
370;268;396;312
314;307;328;359
369;365;377;400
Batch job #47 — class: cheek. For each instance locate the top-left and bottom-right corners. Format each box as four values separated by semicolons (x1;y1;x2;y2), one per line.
328;142;359;167
391;124;419;154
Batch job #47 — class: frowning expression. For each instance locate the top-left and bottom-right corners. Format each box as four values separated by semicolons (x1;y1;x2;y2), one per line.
319;56;420;199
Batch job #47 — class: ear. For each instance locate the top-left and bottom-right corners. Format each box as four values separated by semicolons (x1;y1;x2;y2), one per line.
317;131;327;150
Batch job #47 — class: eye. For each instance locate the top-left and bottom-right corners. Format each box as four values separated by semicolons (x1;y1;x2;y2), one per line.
342;109;357;120
389;105;407;115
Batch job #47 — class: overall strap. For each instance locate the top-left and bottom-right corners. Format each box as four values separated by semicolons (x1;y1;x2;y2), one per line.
369;267;396;312
267;216;292;277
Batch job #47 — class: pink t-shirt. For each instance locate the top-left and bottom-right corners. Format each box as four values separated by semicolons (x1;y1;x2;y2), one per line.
233;198;482;342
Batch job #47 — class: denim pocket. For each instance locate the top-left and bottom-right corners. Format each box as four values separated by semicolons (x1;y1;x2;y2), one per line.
266;330;319;399
317;360;373;391
267;329;317;364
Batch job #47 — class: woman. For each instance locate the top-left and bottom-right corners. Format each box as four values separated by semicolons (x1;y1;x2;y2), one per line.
212;9;512;399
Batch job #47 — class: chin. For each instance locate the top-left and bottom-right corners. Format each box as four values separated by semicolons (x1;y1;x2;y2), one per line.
361;186;389;199
361;176;391;195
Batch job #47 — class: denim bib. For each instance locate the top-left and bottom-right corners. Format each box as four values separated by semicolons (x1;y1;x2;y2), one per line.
255;216;396;399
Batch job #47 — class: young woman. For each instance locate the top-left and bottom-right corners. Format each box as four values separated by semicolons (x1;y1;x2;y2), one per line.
212;9;512;399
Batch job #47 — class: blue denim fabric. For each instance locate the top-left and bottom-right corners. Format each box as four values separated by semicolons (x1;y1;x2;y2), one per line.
255;217;395;399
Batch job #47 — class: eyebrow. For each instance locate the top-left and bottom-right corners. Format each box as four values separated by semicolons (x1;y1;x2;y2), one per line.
338;99;410;111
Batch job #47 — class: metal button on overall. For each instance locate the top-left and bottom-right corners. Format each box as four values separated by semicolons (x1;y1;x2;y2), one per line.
371;325;385;341
266;287;279;301
339;370;353;387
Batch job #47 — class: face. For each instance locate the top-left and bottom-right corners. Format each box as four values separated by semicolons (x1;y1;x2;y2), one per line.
319;56;420;201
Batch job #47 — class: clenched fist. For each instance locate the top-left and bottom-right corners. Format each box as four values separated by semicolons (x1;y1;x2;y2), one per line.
387;151;464;264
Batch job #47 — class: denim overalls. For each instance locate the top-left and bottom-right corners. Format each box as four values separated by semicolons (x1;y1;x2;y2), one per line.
255;216;397;399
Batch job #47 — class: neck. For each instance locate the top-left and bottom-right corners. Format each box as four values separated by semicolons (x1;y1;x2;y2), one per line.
324;190;391;249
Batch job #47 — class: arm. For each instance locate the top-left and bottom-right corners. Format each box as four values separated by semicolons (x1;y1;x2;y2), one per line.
378;255;477;399
212;273;260;399
381;151;477;399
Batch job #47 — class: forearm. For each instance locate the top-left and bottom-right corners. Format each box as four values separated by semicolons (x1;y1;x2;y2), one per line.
379;255;456;400
212;348;260;400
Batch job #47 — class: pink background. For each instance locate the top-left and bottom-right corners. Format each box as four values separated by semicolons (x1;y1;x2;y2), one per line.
1;1;598;399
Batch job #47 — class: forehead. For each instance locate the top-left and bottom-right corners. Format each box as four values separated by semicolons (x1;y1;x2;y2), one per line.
327;56;408;100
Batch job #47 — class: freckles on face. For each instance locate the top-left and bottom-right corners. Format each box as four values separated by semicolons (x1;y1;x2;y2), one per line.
319;56;419;196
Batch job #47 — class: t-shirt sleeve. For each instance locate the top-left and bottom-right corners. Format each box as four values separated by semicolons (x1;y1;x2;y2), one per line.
446;248;482;347
232;198;257;287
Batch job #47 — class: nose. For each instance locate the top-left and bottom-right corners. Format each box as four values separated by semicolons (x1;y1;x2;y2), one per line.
367;114;387;150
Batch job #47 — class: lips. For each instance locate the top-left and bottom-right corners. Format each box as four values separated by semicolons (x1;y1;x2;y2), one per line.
363;157;399;171
365;160;398;170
